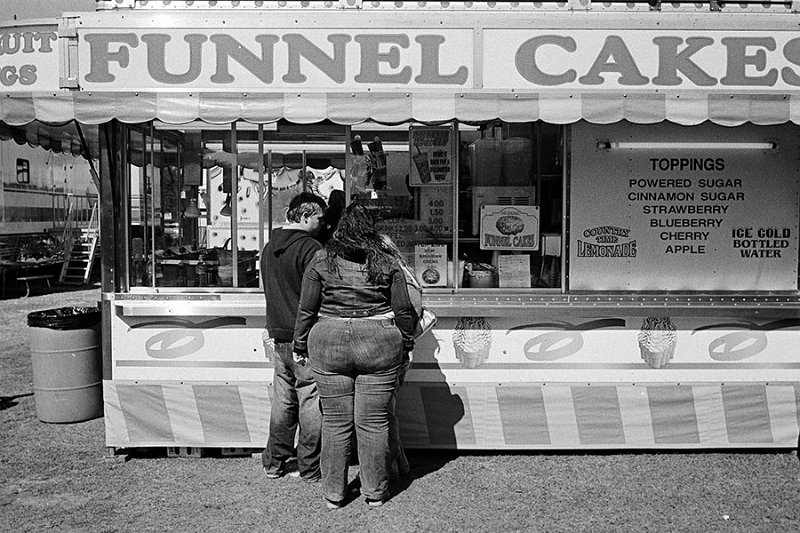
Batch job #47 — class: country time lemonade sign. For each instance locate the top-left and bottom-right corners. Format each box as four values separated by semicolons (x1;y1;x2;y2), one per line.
576;225;636;258
569;122;800;291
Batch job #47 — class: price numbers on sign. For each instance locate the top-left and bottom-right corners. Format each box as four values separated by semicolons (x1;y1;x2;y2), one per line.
427;199;446;227
421;187;453;234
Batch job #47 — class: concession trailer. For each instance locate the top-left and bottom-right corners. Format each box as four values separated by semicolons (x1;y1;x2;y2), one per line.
5;0;800;452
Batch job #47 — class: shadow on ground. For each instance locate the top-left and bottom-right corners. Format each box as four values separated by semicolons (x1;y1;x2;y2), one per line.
388;449;458;501
0;280;100;301
0;392;33;411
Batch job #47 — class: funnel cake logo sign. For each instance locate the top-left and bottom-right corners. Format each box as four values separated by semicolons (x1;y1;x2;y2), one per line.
480;205;540;251
131;317;247;359
508;318;626;361
693;318;800;361
577;225;637;258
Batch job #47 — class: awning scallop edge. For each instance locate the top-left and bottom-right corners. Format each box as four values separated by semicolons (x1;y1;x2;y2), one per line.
2;92;800;128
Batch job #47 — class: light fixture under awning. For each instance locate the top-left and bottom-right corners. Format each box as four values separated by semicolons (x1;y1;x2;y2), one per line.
597;141;778;150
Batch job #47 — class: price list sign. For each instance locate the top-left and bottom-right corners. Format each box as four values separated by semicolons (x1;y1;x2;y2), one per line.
569;122;800;291
420;187;453;237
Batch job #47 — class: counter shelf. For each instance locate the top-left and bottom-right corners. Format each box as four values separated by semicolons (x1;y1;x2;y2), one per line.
110;291;800;318
425;292;800;317
158;259;219;266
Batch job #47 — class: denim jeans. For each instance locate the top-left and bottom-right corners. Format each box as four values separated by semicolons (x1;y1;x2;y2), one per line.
389;356;411;478
263;341;322;481
309;317;402;502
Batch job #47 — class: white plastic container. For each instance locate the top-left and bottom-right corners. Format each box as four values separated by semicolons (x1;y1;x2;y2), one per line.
469;137;503;186
502;137;533;186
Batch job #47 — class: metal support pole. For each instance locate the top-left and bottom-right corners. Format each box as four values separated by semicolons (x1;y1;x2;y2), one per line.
230;123;239;287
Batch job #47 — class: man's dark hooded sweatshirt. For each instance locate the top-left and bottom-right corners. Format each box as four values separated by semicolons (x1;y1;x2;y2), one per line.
261;228;322;342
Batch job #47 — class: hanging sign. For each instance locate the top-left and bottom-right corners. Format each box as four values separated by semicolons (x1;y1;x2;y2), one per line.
480;205;540;251
409;126;453;187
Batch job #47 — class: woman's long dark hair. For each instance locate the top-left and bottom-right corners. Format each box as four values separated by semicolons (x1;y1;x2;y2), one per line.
325;203;392;284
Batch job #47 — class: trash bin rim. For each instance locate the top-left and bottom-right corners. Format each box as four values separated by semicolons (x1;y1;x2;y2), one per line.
27;306;101;330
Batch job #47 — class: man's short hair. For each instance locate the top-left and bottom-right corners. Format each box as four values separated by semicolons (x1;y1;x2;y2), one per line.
287;192;326;223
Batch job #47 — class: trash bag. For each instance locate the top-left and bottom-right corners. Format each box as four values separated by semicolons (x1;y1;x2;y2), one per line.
27;306;101;330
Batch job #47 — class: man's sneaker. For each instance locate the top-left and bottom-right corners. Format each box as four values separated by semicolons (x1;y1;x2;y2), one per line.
366;497;385;508
263;466;283;479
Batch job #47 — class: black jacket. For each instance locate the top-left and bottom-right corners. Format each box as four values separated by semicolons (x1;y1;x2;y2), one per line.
261;228;322;342
293;249;417;355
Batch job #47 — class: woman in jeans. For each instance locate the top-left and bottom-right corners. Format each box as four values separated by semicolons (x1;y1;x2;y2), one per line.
293;203;417;509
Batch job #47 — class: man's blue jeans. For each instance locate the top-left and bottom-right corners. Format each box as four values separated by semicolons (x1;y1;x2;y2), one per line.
309;317;402;503
263;342;321;481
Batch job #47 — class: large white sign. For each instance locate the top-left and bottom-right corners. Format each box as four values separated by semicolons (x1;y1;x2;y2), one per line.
110;306;800;384
0;25;59;91
569;122;800;291
78;28;474;91
76;24;800;92
483;30;800;91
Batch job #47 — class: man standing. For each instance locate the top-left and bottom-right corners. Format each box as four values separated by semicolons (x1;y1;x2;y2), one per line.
261;192;327;482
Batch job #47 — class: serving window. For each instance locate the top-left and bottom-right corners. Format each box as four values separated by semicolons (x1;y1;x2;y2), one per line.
120;118;799;294
126;121;347;290
352;121;564;291
123;119;565;292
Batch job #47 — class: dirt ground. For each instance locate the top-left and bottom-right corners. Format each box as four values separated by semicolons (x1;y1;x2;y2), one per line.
1;285;799;533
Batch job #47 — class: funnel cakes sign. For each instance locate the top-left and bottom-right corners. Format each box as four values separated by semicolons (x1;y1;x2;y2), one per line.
75;22;800;92
78;28;473;91
480;205;539;251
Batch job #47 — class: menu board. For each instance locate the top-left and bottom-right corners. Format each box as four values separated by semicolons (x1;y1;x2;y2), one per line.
498;254;532;288
409;126;454;186
569;122;800;291
420;186;453;236
376;219;428;265
375;185;453;266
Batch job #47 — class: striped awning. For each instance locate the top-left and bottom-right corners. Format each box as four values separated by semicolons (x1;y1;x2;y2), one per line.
2;91;798;159
2;91;799;128
103;379;800;449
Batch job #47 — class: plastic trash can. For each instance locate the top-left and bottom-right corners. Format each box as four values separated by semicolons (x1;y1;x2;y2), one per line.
27;306;102;423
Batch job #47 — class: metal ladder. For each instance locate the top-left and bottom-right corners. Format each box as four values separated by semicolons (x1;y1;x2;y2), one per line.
59;202;99;285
